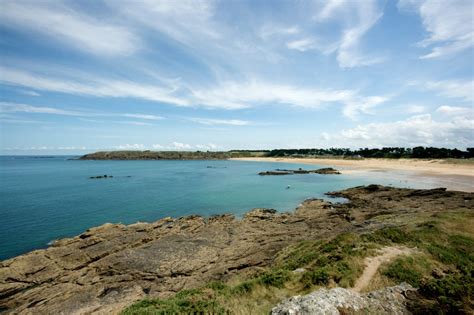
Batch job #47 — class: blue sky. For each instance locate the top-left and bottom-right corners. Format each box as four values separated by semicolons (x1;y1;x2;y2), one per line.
0;0;473;154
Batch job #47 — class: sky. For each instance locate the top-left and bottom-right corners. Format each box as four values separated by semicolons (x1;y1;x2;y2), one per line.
0;0;473;154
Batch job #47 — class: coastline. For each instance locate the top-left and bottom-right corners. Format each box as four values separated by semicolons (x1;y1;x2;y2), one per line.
231;157;474;192
2;184;473;314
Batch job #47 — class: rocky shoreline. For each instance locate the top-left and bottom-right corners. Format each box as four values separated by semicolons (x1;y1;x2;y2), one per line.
1;185;473;314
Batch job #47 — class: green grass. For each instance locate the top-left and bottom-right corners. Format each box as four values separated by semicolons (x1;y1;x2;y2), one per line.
381;255;431;288
121;288;227;315
301;268;330;288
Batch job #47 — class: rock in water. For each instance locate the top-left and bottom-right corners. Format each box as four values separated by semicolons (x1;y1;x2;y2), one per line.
271;283;416;315
259;168;341;175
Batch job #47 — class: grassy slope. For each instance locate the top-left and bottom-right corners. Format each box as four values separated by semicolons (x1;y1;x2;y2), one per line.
122;206;473;314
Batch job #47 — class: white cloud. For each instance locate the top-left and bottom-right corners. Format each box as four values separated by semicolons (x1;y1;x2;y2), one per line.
315;0;385;68
342;96;389;120
192;80;388;119
259;25;300;40
114;144;146;150
19;90;41;97
0;102;164;123
0;67;189;106
286;38;317;52
399;0;474;59
320;114;474;148
188;117;250;126
436;105;473;116
171;142;193;150
0;1;139;56
423;80;474;102
57;146;87;150
118;121;153;126
405;104;426;114
0;102;83;116
0;117;44;124
78;118;153;126
121;113;163;120
108;0;217;47
195;143;218;150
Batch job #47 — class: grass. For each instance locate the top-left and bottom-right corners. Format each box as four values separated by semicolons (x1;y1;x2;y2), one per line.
381;254;433;288
122;210;474;314
121;288;226;315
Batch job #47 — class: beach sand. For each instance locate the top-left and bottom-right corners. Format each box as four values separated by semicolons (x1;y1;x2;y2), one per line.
231;157;474;192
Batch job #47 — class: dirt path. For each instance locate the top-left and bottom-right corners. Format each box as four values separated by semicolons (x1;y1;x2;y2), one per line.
352;246;416;293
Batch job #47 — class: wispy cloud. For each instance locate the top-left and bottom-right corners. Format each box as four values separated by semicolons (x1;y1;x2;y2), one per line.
0;67;189;106
259;25;300;40
0;1;140;56
191;80;389;119
19;90;41;97
81;119;154;126
188;117;250;126
423;80;474;102
314;0;385;68
108;0;218;47
342;96;390;120
286;38;317;52
121;113;163;120
436;105;473;116
0;102;163;123
0;117;44;124
0;102;84;116
399;0;474;59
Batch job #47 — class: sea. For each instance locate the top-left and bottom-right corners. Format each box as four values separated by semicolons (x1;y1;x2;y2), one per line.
0;156;434;260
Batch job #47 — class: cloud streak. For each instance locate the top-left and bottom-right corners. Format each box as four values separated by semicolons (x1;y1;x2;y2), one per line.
0;102;163;122
314;0;385;68
188;117;250;126
399;0;474;59
0;1;140;56
423;80;474;102
0;67;189;106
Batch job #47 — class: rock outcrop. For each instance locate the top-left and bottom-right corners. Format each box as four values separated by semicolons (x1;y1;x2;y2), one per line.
259;168;341;175
1;185;472;314
271;283;416;315
89;175;113;179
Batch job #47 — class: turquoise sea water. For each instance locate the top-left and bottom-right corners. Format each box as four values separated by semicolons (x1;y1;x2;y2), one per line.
0;156;426;260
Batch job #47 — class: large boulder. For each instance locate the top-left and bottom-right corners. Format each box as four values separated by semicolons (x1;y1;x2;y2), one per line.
271;283;416;315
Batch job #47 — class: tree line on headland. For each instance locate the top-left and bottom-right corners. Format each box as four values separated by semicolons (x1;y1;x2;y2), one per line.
79;146;474;160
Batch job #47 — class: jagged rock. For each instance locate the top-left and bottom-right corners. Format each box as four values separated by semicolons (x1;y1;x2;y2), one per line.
271;283;416;315
244;208;278;220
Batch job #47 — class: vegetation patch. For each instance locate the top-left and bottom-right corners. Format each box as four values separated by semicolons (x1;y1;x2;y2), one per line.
122;288;226;315
381;255;431;287
122;210;474;314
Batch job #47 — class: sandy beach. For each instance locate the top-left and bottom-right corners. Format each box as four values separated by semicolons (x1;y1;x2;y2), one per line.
231;157;474;192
